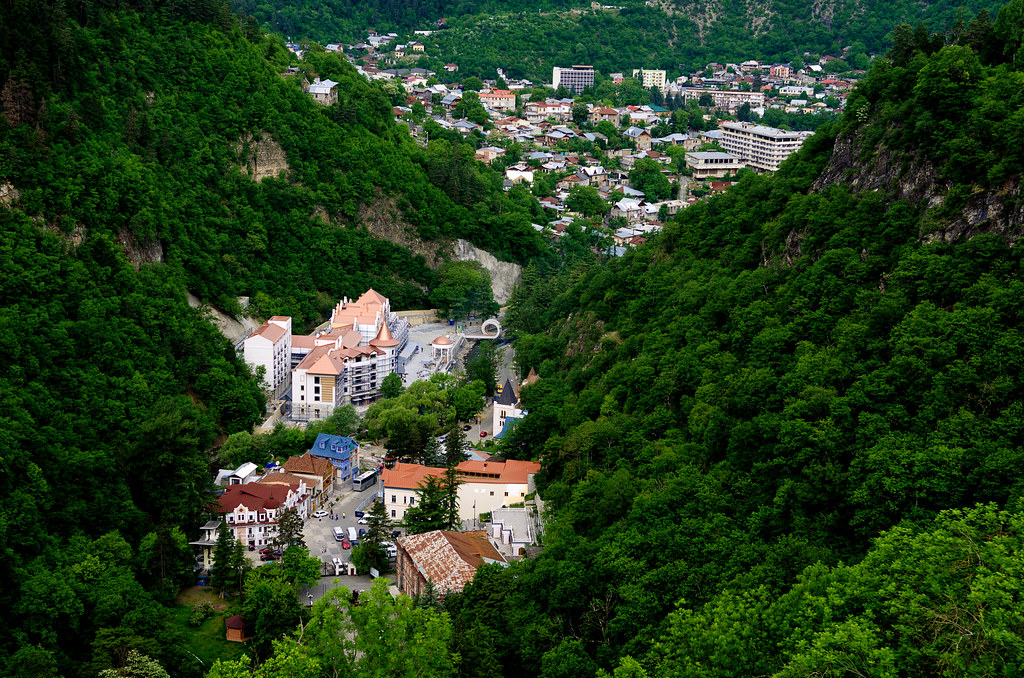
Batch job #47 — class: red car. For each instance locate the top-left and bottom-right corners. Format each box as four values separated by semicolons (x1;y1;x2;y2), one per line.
341;538;351;549
480;430;487;437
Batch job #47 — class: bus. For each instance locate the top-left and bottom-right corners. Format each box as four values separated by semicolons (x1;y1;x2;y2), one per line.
353;469;377;492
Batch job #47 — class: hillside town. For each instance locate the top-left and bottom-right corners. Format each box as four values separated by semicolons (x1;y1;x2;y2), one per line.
289;33;850;251
189;36;858;621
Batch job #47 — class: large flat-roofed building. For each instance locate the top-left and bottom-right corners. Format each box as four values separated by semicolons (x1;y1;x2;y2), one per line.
682;88;764;110
632;68;667;92
552;65;594;93
685;151;745;179
719;121;805;172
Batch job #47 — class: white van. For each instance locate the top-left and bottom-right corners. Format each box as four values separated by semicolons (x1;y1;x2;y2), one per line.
348;526;358;542
333;527;345;541
382;541;398;558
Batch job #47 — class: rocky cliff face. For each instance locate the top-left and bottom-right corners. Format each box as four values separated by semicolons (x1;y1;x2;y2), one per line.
455;239;522;305
235;131;290;181
814;131;1024;245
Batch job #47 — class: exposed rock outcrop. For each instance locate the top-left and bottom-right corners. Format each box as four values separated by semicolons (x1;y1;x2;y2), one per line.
117;228;163;269
813;132;1024;245
357;194;447;267
187;293;260;345
455;239;522;305
235;132;289;181
0;182;20;205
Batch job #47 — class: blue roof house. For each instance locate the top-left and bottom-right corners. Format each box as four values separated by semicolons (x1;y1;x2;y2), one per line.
308;434;359;480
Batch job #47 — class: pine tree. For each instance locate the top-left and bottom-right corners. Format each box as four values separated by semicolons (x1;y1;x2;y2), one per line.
403;476;449;534
273;506;305;549
442;426;466;530
209;519;235;591
365;499;392;547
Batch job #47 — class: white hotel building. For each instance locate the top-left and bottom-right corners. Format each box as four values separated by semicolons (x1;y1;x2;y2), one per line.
242;316;292;397
719;121;806;172
241;289;410;421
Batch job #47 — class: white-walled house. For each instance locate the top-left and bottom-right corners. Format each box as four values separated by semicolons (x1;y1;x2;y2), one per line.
382;459;540;524
242;316;292;396
215;478;308;549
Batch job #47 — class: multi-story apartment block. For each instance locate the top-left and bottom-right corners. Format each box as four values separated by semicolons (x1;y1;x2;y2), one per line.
719;121;805;172
632;68;667;92
682;88;764;110
478;89;516;111
269;289;408;421
552;65;594;93
242;316;292;396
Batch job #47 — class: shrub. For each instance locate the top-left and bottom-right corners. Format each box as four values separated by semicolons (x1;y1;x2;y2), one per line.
189;601;215;626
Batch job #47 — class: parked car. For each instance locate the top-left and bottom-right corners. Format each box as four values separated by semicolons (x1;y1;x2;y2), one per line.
312;509;328;518
260;554;277;561
358;528;367;538
463;424;472;431
272;550;283;557
392;530;401;539
354;511;365;518
341;538;351;549
358;517;369;525
480;430;487;437
259;548;272;555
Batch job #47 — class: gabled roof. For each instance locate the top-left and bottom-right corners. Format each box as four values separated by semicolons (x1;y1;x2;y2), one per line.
284;452;334;477
399;530;506;593
308;434;358;463
249;321;287;344
218;482;296;513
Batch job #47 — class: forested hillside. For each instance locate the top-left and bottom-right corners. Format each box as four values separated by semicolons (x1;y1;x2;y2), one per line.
239;0;1005;77
0;1;544;675
431;5;1024;676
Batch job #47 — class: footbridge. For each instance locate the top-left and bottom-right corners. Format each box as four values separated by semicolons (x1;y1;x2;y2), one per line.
463;318;502;340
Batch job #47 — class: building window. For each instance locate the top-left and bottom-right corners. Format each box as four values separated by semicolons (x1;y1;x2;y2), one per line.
391;510;396;518
392;495;396;503
490;491;494;496
505;492;509;497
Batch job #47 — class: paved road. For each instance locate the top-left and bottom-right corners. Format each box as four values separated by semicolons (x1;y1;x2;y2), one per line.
298;482;398;604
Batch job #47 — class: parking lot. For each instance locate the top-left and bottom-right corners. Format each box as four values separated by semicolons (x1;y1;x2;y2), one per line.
297;483;398;604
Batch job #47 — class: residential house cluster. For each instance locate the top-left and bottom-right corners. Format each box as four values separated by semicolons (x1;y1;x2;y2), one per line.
190;435;359;574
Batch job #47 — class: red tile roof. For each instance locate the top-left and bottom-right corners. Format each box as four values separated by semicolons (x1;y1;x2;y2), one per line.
217;482;296;513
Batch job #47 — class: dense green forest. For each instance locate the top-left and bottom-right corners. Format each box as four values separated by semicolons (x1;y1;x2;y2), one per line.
0;0;546;675
236;0;1006;78
4;0;1024;675
428;4;1024;676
